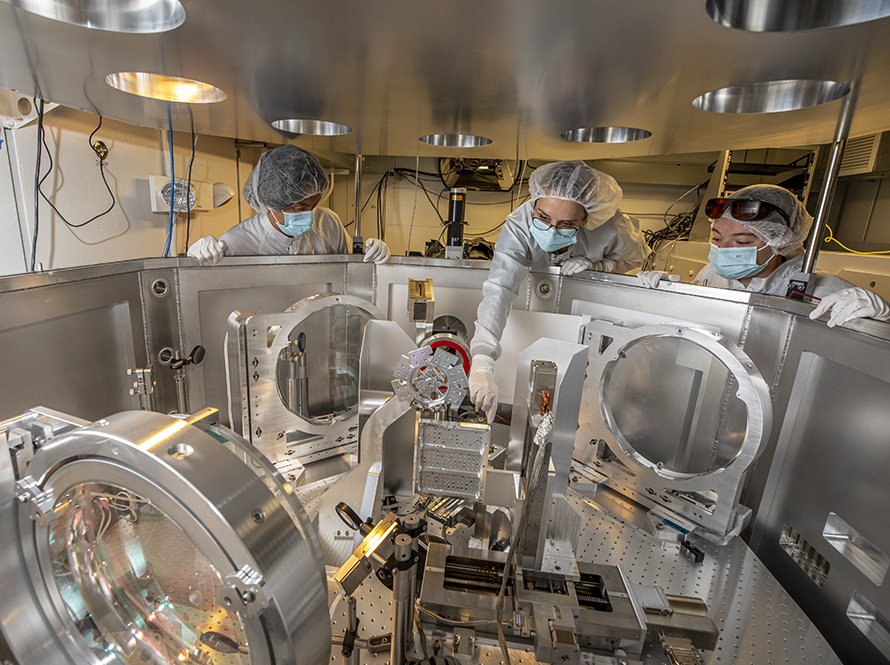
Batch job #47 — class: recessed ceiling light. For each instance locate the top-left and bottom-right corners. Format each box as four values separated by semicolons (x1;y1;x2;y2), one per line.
419;134;493;148
5;0;185;33
105;73;226;104
706;0;890;31
271;119;352;136
692;79;849;113
561;127;652;143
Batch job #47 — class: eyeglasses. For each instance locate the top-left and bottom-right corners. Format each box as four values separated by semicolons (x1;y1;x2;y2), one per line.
531;216;581;238
705;198;790;225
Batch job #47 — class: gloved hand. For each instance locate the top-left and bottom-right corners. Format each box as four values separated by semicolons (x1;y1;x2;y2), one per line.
808;287;890;328
187;236;228;264
363;238;391;264
468;354;498;424
636;270;681;288
561;257;593;275
561;257;616;275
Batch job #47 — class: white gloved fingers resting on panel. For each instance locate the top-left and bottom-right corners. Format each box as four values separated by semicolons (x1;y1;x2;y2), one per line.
363;238;391;264
809;287;890;328
187;236;228;264
561;257;593;276
594;258;616;273
635;270;677;289
468;354;498;424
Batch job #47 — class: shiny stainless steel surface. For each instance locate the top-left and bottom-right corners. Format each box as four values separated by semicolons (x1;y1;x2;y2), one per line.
576;320;772;539
750;315;890;665
506;338;588;495
0;260;146;421
227;293;381;464
707;0;890;32
6;1;890;158
335;492;839;665
692;80;851;114
1;408;331;665
5;0;185;33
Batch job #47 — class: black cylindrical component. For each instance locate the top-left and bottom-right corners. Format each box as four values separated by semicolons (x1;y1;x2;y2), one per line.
447;187;467;247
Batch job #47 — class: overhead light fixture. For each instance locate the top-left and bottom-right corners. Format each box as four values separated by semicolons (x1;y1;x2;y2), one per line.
271;119;352;135
4;0;185;33
692;79;849;113
706;0;890;31
561;127;652;143
420;134;493;148
105;73;226;104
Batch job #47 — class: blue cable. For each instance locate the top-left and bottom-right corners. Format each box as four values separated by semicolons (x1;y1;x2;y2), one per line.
164;104;174;257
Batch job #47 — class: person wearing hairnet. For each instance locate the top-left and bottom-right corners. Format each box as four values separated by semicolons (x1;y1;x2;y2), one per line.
187;145;390;264
468;161;650;423
636;184;890;328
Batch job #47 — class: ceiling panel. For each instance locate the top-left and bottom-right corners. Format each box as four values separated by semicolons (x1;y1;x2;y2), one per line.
1;0;889;159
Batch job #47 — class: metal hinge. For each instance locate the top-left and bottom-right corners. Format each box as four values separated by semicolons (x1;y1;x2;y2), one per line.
216;565;269;617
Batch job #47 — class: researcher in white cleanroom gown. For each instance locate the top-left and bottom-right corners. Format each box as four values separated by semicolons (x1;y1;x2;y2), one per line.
186;145;390;264
636;184;890;328
468;160;651;422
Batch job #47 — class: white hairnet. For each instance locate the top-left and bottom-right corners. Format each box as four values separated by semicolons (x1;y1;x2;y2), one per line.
720;184;813;256
528;161;623;229
242;145;329;212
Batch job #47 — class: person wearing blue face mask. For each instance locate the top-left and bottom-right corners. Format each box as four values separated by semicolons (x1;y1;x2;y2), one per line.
636;184;890;327
467;161;650;422
187;145;390;264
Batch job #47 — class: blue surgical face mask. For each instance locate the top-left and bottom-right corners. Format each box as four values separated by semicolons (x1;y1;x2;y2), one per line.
276;210;314;237
708;243;771;280
530;222;577;252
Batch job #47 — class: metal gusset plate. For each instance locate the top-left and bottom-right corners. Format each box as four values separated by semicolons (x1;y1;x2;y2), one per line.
391;346;468;412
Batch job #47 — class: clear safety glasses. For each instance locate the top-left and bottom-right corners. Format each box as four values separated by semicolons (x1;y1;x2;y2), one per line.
531;216;581;238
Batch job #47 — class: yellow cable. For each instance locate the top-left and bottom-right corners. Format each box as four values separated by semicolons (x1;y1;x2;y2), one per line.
823;224;890;255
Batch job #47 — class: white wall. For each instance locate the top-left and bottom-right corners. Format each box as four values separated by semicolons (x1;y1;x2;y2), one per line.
0;104;266;276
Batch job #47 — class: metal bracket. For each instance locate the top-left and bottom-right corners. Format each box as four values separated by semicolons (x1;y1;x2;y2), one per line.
659;633;702;665
15;476;56;525
216;565;269;617
127;367;155;411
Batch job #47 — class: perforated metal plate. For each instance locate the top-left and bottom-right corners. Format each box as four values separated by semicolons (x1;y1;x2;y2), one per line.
415;419;490;500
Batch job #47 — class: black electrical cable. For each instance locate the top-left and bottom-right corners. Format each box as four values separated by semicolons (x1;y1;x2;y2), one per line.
29;97;45;272
185;118;197;251
36;115;116;229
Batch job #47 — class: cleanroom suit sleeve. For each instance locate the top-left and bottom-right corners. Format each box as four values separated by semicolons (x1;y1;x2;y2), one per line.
470;211;533;360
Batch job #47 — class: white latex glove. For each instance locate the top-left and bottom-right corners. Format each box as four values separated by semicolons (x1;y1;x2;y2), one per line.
561;257;593;275
363;238;391;264
636;270;681;289
808;287;890;328
468;354;498;424
561;257;616;276
187;236;228;264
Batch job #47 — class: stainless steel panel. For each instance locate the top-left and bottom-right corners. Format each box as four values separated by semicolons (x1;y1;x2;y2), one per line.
175;257;351;424
751;316;890;665
0;267;145;421
4;0;890;158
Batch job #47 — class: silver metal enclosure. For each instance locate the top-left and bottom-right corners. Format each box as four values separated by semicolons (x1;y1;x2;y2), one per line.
1;254;890;663
0;406;330;665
